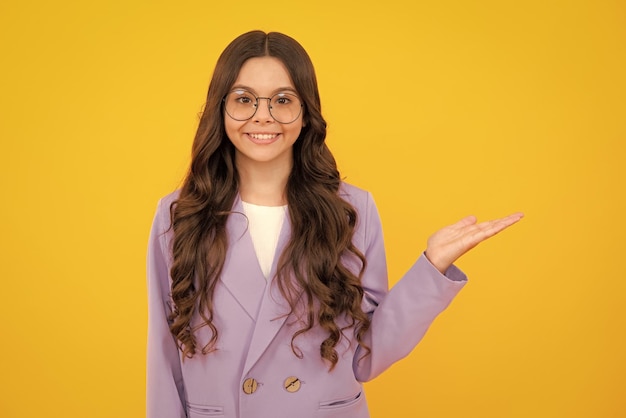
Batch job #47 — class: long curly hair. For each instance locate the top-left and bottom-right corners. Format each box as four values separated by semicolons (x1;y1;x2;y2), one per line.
168;30;370;370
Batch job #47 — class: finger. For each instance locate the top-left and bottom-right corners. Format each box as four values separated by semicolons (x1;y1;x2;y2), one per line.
476;213;524;230
492;212;525;230
499;212;525;223
471;213;524;241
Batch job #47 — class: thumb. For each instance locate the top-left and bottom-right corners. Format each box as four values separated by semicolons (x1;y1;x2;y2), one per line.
455;215;477;227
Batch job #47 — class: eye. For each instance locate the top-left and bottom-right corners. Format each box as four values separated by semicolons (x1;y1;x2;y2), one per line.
230;89;255;105
273;93;296;105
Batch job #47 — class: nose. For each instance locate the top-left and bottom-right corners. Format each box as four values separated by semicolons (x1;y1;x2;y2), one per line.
253;97;273;123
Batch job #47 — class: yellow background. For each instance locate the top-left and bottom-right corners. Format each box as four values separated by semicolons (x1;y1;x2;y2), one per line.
1;0;624;416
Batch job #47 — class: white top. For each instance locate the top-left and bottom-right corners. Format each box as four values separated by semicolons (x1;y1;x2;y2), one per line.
241;201;287;279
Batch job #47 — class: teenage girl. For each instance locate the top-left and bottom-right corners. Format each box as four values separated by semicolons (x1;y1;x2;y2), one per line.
147;30;523;418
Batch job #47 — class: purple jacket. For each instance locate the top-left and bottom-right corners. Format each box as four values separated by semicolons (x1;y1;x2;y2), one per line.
147;183;467;418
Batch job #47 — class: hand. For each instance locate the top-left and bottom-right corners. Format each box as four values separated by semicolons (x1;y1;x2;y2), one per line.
425;212;524;274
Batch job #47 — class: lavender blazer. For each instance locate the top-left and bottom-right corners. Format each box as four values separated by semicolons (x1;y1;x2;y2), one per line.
146;183;467;418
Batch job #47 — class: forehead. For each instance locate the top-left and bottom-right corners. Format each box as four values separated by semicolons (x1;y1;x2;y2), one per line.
233;57;295;93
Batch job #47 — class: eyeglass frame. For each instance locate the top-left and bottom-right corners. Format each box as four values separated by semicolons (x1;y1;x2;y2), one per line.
222;89;304;124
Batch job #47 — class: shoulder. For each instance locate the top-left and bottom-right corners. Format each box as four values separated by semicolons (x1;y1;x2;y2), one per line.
338;181;380;230
158;189;181;209
338;182;384;254
338;181;372;208
152;189;181;232
338;181;379;221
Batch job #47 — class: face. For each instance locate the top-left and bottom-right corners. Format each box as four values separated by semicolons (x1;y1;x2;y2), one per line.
224;56;304;171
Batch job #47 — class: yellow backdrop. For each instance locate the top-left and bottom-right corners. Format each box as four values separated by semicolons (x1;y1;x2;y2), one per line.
1;0;624;417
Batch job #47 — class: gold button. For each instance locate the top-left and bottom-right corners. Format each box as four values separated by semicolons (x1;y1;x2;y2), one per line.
284;376;301;393
242;378;258;394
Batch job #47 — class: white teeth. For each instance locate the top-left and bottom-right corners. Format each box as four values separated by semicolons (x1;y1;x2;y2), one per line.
249;133;277;140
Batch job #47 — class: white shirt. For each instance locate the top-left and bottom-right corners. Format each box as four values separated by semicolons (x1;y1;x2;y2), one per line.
241;201;287;279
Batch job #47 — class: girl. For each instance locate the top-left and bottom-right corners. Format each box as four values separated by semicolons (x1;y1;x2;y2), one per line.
147;30;523;418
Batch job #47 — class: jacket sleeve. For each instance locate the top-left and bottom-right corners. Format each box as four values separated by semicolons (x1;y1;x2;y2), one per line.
146;198;187;418
353;192;467;382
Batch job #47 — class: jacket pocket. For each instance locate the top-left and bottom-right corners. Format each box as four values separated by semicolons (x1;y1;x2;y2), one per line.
186;402;224;417
319;390;363;410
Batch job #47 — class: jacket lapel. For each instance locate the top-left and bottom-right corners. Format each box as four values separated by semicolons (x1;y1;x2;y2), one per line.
220;196;267;320
241;211;293;374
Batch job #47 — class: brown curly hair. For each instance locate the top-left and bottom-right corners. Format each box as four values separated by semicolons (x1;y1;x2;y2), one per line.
168;30;370;370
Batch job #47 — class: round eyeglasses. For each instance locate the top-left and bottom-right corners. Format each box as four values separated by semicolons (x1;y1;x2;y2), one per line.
223;89;303;124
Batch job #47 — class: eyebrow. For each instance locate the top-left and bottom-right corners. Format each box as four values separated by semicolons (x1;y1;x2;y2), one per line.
230;84;299;96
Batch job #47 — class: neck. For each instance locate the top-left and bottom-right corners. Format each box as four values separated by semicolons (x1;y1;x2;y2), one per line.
236;155;291;206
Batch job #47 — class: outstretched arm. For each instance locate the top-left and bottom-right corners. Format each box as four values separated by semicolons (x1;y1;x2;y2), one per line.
353;195;523;381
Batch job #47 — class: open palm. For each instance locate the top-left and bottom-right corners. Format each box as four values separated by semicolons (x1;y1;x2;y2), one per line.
425;212;524;274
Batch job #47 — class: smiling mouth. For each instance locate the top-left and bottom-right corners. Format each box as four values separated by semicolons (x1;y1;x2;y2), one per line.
248;133;279;140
